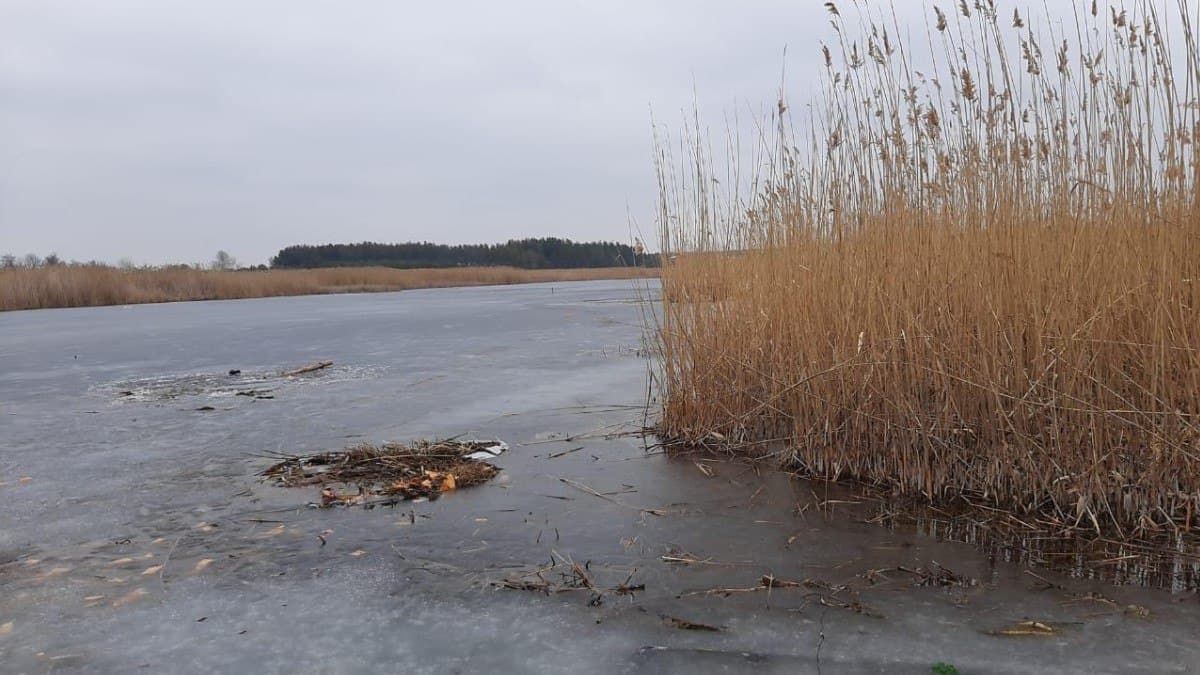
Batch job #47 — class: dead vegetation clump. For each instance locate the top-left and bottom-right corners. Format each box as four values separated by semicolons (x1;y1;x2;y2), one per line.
679;573;884;618
495;553;644;606
262;440;503;506
863;563;978;589
654;1;1200;543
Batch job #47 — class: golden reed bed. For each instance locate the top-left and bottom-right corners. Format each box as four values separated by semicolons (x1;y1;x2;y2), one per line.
655;1;1200;539
0;265;656;311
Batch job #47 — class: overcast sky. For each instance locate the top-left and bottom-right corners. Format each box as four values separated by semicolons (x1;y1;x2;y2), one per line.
0;1;1069;266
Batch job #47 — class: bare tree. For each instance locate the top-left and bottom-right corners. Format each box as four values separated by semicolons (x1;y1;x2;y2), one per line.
211;250;237;271
22;253;41;269
1;254;15;269
43;252;62;266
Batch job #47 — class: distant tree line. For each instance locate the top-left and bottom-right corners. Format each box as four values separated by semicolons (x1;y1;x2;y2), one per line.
270;238;658;269
2;252;66;269
1;251;266;272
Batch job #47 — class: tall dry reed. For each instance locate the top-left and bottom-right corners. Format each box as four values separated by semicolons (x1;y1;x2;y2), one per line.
0;265;656;312
656;0;1200;537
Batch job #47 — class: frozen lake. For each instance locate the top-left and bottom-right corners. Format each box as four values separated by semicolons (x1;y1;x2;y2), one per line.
1;280;1197;673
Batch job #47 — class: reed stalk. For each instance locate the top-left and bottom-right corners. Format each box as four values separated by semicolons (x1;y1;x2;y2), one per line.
656;0;1200;537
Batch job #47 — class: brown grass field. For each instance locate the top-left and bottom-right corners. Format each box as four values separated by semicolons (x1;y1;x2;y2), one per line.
656;1;1200;539
0;265;657;312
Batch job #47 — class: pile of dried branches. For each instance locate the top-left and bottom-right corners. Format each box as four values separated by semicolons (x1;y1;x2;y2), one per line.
262;440;501;506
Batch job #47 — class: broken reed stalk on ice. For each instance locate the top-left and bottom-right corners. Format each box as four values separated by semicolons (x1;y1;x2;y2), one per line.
654;0;1200;540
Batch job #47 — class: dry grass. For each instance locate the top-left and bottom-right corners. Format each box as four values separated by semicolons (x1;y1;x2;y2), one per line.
656;1;1200;538
0;265;657;311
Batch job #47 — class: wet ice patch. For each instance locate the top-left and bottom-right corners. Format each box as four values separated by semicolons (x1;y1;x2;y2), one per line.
99;362;384;404
104;371;275;402
578;344;651;359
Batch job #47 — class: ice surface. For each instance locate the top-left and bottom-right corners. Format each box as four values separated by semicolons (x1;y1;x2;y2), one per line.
1;280;1197;674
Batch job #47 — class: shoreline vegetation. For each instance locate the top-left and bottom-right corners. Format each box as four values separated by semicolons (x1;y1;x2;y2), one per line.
656;0;1199;550
0;265;657;312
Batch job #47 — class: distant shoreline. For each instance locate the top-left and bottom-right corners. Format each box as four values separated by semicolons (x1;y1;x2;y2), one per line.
0;265;658;312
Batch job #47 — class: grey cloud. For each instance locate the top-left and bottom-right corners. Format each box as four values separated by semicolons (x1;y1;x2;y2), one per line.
2;0;928;264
